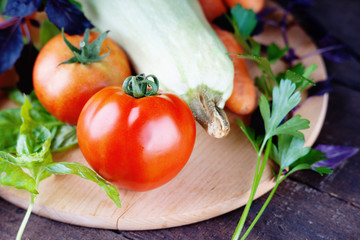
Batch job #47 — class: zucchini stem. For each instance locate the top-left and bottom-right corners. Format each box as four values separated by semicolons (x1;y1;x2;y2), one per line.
187;89;230;138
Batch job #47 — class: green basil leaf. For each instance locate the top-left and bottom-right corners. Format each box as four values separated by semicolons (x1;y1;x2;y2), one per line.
44;162;121;208
2;89;78;152
17;97;52;155
40;20;60;48
0;159;38;194
50;125;78;152
0;108;22;152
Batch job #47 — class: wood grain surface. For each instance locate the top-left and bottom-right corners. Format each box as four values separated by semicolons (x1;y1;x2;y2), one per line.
1;0;359;239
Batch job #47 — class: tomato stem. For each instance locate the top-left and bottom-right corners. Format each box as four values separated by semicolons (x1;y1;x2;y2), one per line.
60;28;110;65
123;74;159;98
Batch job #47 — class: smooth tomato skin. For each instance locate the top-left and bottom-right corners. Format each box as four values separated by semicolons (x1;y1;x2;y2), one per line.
77;86;196;191
33;31;131;125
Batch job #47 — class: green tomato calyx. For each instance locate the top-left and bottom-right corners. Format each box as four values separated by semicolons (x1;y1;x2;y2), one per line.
60;28;110;65
123;74;159;98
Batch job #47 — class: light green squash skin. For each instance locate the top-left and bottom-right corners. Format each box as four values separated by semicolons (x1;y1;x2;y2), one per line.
78;0;234;138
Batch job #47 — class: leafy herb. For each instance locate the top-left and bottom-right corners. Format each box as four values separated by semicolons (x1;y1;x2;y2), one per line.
3;0;41;17
232;79;332;240
0;17;23;74
45;0;93;35
312;144;359;169
2;89;78;152
266;43;290;64
230;4;257;39
0;0;92;77
0;96;121;240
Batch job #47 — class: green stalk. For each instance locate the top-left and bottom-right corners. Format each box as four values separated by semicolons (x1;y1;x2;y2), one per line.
254;138;272;190
16;193;36;240
232;139;268;239
232;138;273;240
240;171;284;240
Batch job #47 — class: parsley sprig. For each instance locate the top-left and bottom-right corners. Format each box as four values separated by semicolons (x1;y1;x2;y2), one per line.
227;4;332;240
233;79;331;240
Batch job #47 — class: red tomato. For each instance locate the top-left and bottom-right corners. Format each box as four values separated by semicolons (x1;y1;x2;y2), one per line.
33;31;131;125
77;85;196;191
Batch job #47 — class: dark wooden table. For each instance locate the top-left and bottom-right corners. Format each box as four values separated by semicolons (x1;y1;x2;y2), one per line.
1;0;359;239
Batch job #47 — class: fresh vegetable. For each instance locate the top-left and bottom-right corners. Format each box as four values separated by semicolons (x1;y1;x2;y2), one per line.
224;0;265;13
198;0;227;22
33;29;131;125
0;95;121;240
77;74;196;191
213;25;257;115
78;0;234;138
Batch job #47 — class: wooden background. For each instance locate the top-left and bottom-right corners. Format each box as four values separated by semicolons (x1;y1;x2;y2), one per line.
1;0;359;239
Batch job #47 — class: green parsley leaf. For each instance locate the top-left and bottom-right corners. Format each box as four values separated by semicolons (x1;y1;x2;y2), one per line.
230;4;257;39
235;119;260;153
260;80;310;142
270;135;310;169
266;43;290;64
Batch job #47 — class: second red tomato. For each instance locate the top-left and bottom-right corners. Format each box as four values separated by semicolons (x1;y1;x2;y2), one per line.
77;78;196;191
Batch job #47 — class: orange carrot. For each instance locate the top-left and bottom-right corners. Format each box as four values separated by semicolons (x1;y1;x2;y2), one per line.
223;0;265;13
213;25;257;115
198;0;227;22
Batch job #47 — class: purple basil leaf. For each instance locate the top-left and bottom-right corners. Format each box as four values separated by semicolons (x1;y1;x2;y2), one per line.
312;144;359;169
3;0;41;17
318;35;353;63
15;43;38;94
45;0;93;35
0;18;24;74
307;76;332;97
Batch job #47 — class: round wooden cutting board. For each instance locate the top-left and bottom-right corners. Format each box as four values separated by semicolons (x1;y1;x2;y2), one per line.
0;7;328;231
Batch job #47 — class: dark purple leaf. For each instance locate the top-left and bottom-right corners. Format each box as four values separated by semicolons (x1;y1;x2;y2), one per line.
318;35;353;63
3;0;41;17
312;145;359;169
45;0;93;35
0;17;24;74
307;76;332;97
15;43;38;94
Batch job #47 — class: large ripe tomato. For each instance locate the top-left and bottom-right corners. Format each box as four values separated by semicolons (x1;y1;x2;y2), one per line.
33;30;131;125
77;76;196;191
